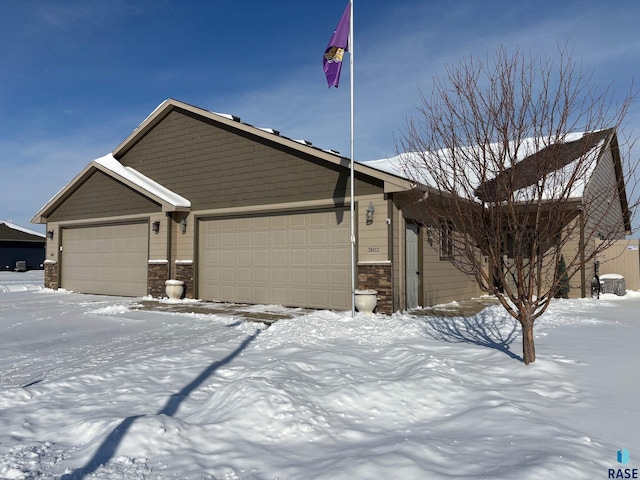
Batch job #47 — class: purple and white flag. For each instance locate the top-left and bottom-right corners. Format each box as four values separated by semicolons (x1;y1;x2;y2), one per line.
323;4;350;88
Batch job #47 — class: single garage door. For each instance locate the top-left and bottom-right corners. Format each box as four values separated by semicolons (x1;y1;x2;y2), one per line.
61;223;148;296
199;210;351;309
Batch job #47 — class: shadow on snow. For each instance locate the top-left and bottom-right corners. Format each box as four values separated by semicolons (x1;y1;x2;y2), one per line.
61;328;260;479
419;310;523;362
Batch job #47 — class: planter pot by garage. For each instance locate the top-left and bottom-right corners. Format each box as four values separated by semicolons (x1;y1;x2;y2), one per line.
165;280;185;300
354;289;378;316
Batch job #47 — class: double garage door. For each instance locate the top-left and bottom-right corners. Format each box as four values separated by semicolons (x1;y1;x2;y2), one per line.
199;210;351;310
61;223;148;296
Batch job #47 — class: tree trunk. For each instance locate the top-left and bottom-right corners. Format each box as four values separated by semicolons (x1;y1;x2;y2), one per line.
521;318;536;365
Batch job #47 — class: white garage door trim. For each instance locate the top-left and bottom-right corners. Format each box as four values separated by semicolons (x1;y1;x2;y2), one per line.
198;209;351;309
61;222;148;296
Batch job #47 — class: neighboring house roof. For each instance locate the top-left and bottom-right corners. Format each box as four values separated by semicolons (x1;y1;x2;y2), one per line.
0;220;45;242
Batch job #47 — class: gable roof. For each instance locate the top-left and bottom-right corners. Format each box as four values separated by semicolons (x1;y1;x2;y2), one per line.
366;129;632;233
474;129;615;202
33;99;416;225
113;98;413;194
31;153;191;224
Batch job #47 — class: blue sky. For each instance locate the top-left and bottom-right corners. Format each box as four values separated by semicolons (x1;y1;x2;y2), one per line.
2;0;639;232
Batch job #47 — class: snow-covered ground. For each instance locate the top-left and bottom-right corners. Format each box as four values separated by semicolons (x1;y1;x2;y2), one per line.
0;271;638;479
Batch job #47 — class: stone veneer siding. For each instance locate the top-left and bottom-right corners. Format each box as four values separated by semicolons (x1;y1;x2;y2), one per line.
147;262;169;298
357;263;392;315
44;261;58;290
174;262;194;299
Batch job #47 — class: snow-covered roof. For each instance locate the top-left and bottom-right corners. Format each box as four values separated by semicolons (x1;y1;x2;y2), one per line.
31;153;191;224
93;154;190;209
0;220;45;238
362;130;613;203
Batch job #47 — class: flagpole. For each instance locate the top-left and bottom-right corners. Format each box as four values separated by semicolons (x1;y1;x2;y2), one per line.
349;0;356;318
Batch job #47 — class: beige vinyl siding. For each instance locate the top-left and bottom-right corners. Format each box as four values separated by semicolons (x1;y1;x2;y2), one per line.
148;213;169;263
421;237;485;307
582;147;627;242
173;213;194;262
44;222;60;263
598;239;640;291
48;171;161;222
357;194;390;263
559;146;628;298
118;110;383;210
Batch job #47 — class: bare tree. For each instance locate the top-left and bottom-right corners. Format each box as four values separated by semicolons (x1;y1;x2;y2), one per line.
398;45;638;365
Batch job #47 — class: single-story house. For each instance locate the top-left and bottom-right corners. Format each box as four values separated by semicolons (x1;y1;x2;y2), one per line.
31;99;631;311
32;98;487;313
0;220;45;271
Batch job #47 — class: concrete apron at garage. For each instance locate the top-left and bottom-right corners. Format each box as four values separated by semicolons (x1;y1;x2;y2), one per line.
131;299;314;325
132;296;502;326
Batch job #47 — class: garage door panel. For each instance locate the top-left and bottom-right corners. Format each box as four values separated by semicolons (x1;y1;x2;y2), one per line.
310;229;328;245
254;249;269;264
198;210;350;309
290;230;306;246
271;217;287;228
271;231;287;246
310;290;327;306
290;267;306;283
290;288;306;304
331;291;349;310
271;287;288;304
61;223;148;297
255;232;269;247
290;250;306;265
253;267;267;282
331;248;350;265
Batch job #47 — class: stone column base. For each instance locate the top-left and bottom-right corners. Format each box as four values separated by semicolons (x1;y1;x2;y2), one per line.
357;263;392;315
147;261;169;298
44;261;58;290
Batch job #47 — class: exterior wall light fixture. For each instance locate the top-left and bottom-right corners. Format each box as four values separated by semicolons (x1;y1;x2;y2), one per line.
47;229;54;239
366;202;375;225
152;221;161;233
179;218;187;234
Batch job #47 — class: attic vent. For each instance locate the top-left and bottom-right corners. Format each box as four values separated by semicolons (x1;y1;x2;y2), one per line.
294;139;313;146
212;112;241;122
259;127;280;136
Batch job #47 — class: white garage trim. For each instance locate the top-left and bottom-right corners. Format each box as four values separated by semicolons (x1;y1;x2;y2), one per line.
198;209;351;309
61;222;148;296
